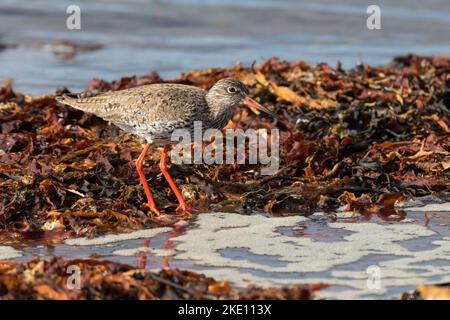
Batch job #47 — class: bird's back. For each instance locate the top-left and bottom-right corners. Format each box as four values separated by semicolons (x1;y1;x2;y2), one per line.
57;83;210;144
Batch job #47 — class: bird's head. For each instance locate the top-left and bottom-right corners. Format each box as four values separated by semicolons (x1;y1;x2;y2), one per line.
206;78;275;117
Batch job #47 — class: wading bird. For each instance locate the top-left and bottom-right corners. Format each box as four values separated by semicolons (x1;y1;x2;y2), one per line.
57;78;274;216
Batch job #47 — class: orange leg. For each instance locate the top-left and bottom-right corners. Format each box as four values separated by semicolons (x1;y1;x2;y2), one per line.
159;144;193;216
136;143;161;216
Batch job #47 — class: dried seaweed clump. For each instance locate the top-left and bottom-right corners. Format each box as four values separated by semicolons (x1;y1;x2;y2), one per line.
0;55;449;238
0;257;326;300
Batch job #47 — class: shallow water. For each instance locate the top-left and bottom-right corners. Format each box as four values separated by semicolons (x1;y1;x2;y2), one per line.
1;0;449;95
2;201;449;299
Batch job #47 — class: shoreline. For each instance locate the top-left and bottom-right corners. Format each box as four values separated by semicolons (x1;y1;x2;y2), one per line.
1;55;449;300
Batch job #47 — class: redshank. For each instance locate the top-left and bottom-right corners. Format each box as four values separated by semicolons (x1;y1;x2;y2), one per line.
57;78;273;216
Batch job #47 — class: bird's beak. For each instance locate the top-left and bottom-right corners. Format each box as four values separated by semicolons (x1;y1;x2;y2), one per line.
243;97;276;118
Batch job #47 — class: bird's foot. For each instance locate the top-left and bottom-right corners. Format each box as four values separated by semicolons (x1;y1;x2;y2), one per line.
143;203;163;217
175;203;196;217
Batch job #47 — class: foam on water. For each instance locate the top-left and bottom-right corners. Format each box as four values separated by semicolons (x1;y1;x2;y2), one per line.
65;227;172;246
0;246;22;260
2;202;449;299
171;211;450;299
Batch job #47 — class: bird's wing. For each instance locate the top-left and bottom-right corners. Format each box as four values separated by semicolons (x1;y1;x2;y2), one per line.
56;84;208;127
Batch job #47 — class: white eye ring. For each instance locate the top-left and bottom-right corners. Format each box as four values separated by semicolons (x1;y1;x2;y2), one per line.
227;86;237;94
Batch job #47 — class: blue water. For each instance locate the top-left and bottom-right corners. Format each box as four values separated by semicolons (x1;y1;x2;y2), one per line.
0;0;449;95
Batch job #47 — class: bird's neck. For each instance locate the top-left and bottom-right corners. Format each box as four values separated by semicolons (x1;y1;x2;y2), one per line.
205;93;235;128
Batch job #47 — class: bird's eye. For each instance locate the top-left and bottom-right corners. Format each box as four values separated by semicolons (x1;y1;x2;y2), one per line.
227;86;238;94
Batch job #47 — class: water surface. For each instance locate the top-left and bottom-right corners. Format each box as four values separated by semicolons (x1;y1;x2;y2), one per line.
0;0;449;95
2;201;449;299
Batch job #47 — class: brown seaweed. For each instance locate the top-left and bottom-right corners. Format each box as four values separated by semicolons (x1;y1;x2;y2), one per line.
0;257;326;300
0;55;449;239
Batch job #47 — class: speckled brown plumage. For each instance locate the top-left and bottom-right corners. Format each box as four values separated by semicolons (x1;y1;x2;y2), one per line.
57;78;251;145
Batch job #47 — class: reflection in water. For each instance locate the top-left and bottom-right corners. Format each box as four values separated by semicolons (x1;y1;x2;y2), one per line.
159;223;187;269
138;239;150;269
1;202;449;299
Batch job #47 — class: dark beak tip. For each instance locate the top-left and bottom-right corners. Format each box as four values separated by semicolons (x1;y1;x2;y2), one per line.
243;97;277;119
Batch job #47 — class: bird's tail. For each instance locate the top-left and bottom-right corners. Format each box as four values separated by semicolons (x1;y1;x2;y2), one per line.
55;93;78;106
55;92;101;113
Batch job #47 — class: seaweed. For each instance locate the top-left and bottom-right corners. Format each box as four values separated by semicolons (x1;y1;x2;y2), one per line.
0;54;449;239
0;257;326;300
